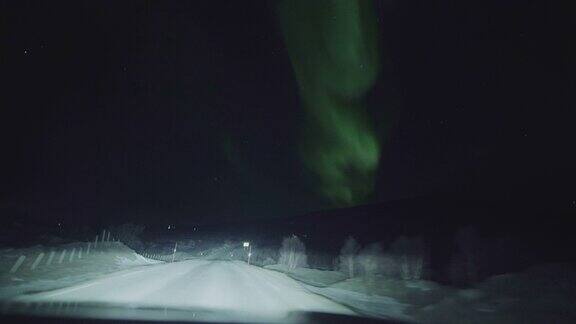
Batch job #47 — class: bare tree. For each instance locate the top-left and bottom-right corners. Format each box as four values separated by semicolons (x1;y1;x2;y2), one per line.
338;236;360;278
251;247;278;267
357;243;385;294
278;235;308;271
391;236;427;280
355;244;401;278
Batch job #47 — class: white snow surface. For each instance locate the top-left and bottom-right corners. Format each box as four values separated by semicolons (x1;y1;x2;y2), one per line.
0;242;160;300
264;264;415;321
304;285;413;321
12;260;355;322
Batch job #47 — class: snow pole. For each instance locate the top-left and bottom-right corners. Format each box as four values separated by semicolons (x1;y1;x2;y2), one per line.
10;256;26;273
248;244;252;265
171;243;178;263
31;253;45;270
46;251;55;266
58;250;67;264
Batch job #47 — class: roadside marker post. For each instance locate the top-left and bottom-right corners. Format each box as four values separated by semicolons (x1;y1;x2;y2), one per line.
58;250;67;264
31;253;45;270
10;256;26;273
243;242;252;265
46;251;55;266
171;243;178;263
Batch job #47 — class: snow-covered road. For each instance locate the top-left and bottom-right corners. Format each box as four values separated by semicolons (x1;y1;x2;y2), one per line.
16;260;355;322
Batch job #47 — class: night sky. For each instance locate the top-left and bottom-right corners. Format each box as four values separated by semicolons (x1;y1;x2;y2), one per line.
2;0;575;227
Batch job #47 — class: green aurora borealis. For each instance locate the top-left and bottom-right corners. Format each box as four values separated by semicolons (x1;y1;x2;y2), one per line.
278;0;381;206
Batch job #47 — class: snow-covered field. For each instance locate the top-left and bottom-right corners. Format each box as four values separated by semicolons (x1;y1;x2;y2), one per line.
2;241;575;323
265;264;417;321
0;242;160;300
267;262;576;324
265;264;348;287
414;264;576;324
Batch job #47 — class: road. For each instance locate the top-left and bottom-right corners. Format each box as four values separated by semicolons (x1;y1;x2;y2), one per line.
16;260;354;322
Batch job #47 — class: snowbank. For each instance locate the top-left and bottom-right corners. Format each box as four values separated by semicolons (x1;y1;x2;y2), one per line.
0;242;160;300
263;262;576;324
305;284;413;321
415;264;576;324
263;264;418;321
264;264;347;287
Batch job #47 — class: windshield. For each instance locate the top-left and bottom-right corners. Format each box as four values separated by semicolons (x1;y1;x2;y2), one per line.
1;1;575;323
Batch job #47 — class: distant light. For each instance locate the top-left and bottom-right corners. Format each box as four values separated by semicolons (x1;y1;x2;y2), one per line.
243;242;249;247
168;225;171;230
